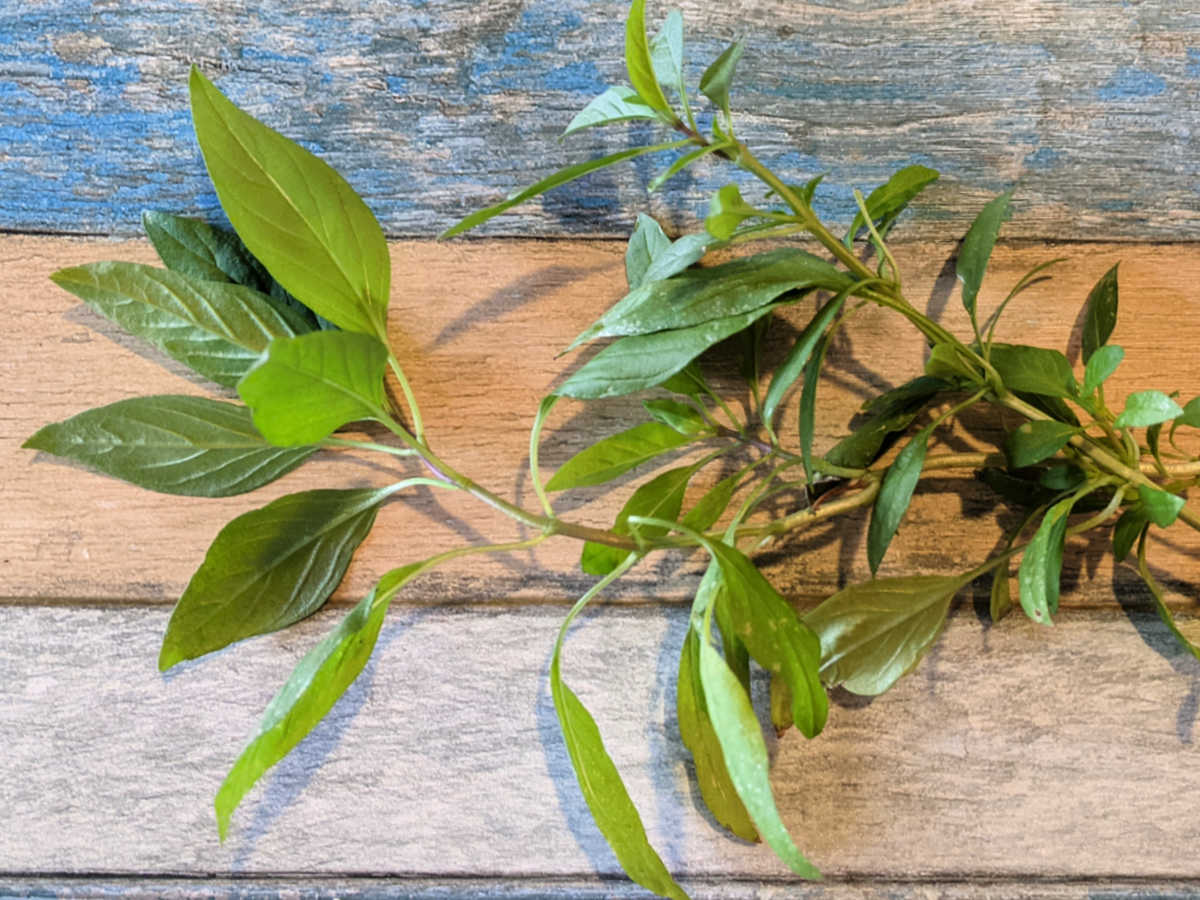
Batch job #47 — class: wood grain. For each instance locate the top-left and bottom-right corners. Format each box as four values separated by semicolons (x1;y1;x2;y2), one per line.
6;1;1200;240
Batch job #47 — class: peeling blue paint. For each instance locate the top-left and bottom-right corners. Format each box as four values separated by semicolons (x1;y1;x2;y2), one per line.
1023;147;1063;171
543;61;605;95
1098;67;1166;100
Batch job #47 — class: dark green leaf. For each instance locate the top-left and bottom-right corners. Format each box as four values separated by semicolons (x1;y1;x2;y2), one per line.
159;486;394;670
1137;484;1185;528
990;566;1013;622
563;86;657;137
924;343;978;383
1082;344;1124;396
580;465;694;576
624;0;676;120
237;331;389;446
190;68;390;336
1004;420;1080;469
51;262;307;388
643;399;713;436
1018;391;1080;428
546;422;693;491
825;376;947;470
977;467;1060;509
1016;494;1076;625
699;41;745;118
1081;264;1119;364
804;573;970;695
24;395;315;497
1038;462;1087;493
957;191;1013;328
680;470;740;533
989;343;1076;398
1112;507;1149;562
867;426;931;574
1114;390;1184;429
1137;531;1200;663
844;165;939;248
762;288;850;427
1177;397;1200;428
798;327;831;479
706;184;761;240
625;214;673;291
657;362;708;398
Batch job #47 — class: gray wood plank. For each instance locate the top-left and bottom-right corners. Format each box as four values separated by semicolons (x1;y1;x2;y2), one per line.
3;603;1200;884
6;1;1200;239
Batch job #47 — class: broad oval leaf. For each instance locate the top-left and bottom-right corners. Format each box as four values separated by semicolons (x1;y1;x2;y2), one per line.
763;288;850;429
699;41;745;117
1113;390;1184;429
580;464;695;576
989;343;1076;398
24;395;315;497
625;0;677;120
190;68;390;336
844;164;939;248
563;85;657;137
546;422;693;491
706;184;761;240
1137;484;1185;528
1082;344;1124;396
805;573;970;695
51;262;308;388
1016;494;1076;625
1081;264;1119;364
237;331;390;446
1177;396;1200;428
957;191;1012;327
867;425;932;574
1004;420;1080;469
159;486;395;670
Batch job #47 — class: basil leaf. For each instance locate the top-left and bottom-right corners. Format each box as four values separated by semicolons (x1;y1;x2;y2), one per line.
1082;344;1124;396
1114;390;1184;429
699;41;745;119
957;191;1012;330
867;425;932;575
680;470;740;533
159;486;394;670
547;422;693;491
51;262;307;388
1137;484;1185;528
24;395;314;497
238;332;390;446
562;85;657;138
189;68;390;337
625;214;673;291
1112;506;1150;562
624;0;677;120
580;464;694;576
556;304;781;400
1004;420;1080;468
989;343;1076;398
1017;494;1076;625
763;287;850;429
844;164;939;248
805;573;971;695
1081;264;1119;364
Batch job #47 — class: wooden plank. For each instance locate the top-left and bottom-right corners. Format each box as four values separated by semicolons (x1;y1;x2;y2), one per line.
7;236;1200;607
3;602;1200;883
6;1;1200;240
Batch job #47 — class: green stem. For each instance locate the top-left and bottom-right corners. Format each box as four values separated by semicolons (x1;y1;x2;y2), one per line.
321;436;418;458
387;355;425;443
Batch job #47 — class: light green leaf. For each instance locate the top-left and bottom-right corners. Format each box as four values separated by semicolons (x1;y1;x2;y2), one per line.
762;287;850;428
547;422;693;491
51;261;307;388
1114;390;1184;429
159;486;395;670
649;9;685;89
680;470;740;533
657;362;708;399
1017;494;1076;625
581;464;695;576
989;343;1076;398
1177;396;1200;428
1082;344;1124;396
706;184;763;240
625;214;673;291
699;41;745;118
189;68;389;336
957;191;1012;329
563;85;658;137
1081;264;1119;364
643;399;712;436
625;0;677;120
556;303;781;399
24;395;315;497
1137;531;1200;663
1137;484;1185;528
805;573;971;695
867;425;932;574
844;165;939;248
924;343;978;384
237;331;390;446
648;142;730;193
1004;420;1080;469
1112;507;1149;562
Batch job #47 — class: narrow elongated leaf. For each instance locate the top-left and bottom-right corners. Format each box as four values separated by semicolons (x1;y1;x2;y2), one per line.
697;639;820;879
237;331;389;446
547;422;692;491
24;395;314;497
824;376;947;470
1137;484;1185;527
805;573;971;695
1083;344;1124;396
441;139;688;239
159;486;395;670
648;142;729;193
1081;264;1119;363
677;630;757;842
216;559;426;837
572;247;850;350
1137;532;1200;663
643;399;712;436
51;262;307;388
625;214;673;291
990;567;1013;622
624;0;676;119
699;41;745;117
1112;507;1149;562
763;289;850;427
989;343;1076;398
557;304;781;399
957;191;1012;328
563;86;657;137
580;465;695;576
1114;390;1184;429
844;165;939;247
867;425;932;574
190;68;390;336
680;470;740;533
798;328;830;479
1004;420;1080;468
1017;494;1076;625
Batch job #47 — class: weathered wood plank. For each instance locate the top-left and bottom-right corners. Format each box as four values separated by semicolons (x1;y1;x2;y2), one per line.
6;236;1200;607
6;1;1200;239
3;603;1200;883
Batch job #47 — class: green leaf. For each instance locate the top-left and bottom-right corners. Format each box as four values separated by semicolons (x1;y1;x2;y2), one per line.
643;399;712;436
571;247;848;350
867;425;932;575
51;262;307;388
798;327;831;479
159;486;394;670
1082;344;1124;396
989;566;1013;622
977;467;1061;510
556;304;781;400
1114;390;1184;429
189;68;390;336
804;573;970;695
625;214;673;291
989;343;1076;398
562;85;658;137
658;362;708;398
649;9;685;90
680;470;740;533
624;0;677;120
1081;264;1119;364
769;671;793;734
642;233;715;285
924;343;978;384
1004;420;1080;468
1112;507;1149;562
696;638;820;879
648;142;730;193
762;288;850;427
237;331;389;446
1016;494;1076;625
676;630;757;842
580;465;694;576
441;139;688;239
1177;396;1200;428
547;422;693;491
24;395;315;497
824;376;947;470
216;560;425;838
1137;484;1185;528
844;165;939;248
1136;531;1200;663
699;41;745;118
957;191;1012;329
706;184;762;240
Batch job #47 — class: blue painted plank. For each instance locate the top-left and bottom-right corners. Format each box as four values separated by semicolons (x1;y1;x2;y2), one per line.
4;0;1200;239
